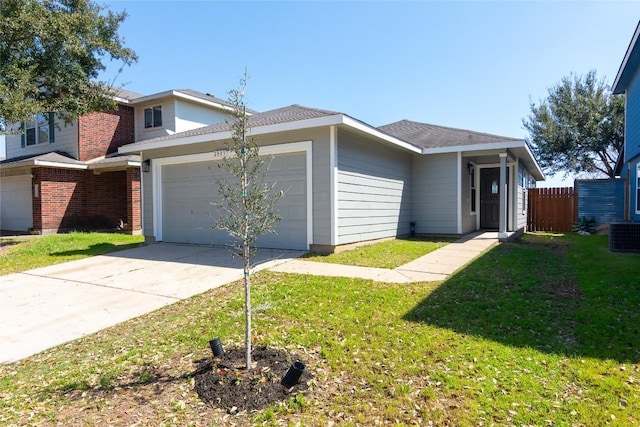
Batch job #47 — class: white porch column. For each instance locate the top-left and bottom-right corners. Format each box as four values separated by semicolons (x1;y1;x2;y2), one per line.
499;152;508;238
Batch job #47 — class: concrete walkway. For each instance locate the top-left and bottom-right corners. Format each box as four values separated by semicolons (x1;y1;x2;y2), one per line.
0;232;497;363
0;244;301;364
270;231;499;283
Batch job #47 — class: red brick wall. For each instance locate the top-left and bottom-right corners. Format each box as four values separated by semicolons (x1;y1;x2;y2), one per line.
85;171;128;228
126;167;141;231
34;168;86;231
32;168;131;232
77;104;135;161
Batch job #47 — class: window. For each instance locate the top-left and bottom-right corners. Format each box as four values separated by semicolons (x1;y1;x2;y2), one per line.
636;163;640;213
470;165;476;213
144;105;162;128
22;113;54;147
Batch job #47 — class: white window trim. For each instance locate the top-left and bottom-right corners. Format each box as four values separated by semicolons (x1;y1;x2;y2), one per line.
151;141;313;249
144;105;163;129
24;113;51;146
636;163;640;215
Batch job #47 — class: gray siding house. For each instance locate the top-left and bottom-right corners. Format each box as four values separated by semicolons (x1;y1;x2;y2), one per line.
119;104;544;252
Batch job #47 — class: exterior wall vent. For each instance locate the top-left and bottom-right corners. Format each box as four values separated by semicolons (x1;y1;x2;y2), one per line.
609;222;640;252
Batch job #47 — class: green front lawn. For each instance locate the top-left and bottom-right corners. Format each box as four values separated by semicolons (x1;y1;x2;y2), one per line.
302;236;453;268
0;232;144;275
0;233;638;426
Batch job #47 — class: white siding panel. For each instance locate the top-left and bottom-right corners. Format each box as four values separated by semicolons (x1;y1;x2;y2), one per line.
5;117;78;160
517;186;527;230
336;130;412;245
174;100;231;133
412;153;458;234
135;100;176;142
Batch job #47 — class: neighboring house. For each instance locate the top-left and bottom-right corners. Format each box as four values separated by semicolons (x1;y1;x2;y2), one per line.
119;104;544;252
613;20;640;221
0;88;237;234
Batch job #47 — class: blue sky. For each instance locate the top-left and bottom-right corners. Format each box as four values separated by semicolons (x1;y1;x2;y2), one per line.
3;1;640;186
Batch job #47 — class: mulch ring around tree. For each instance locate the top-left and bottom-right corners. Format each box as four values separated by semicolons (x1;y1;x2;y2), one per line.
193;345;312;413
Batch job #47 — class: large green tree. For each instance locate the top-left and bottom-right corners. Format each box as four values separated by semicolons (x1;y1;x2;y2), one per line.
0;0;137;129
523;70;624;178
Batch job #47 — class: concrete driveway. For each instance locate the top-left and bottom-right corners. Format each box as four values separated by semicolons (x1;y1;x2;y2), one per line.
0;243;302;364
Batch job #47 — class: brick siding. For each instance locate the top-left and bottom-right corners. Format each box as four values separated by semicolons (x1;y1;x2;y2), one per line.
33;168;86;231
26;103;141;234
77;104;135;161
126;167;142;231
32;168;132;232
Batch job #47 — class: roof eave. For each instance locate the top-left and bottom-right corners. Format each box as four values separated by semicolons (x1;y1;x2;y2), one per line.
422;140;545;181
341;117;422;154
119;114;424;155
128;90;238;114
613;21;640;94
34;160;87;170
421;140;526;155
87;161;141;171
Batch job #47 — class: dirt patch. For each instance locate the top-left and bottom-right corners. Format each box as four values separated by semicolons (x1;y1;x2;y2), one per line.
0;240;21;256
193;345;312;413
544;278;583;300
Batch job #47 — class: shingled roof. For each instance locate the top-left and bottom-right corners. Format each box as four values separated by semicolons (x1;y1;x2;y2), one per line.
173;89;247;111
378;119;522;149
0;151;85;169
126;104;341;146
111;87;144;102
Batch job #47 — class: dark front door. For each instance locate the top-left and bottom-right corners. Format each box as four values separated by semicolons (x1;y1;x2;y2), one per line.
480;168;501;229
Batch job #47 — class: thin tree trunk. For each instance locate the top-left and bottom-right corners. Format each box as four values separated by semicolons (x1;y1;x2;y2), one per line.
241;115;252;369
244;239;251;369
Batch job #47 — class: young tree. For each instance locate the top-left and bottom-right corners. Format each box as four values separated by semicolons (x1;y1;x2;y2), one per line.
214;73;283;369
0;0;137;128
523;70;624;178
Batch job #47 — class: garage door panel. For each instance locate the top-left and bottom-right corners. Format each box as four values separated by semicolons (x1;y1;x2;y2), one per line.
0;175;33;231
161;152;307;250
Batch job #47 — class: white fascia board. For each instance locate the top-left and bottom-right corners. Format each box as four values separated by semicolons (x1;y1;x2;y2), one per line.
341;116;422;154
120;113;424;156
87;160;141;170
33;160;87;169
128;90;174;105
172;91;237;113
521;142;546;181
129;90;236;113
112;96;131;104
421;140;527;155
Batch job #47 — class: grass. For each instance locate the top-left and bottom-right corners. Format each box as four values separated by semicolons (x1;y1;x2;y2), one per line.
302;236;453;268
0;232;144;275
0;233;639;425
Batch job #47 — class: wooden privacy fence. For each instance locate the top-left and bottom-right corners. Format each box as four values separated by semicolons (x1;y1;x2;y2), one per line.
527;187;577;232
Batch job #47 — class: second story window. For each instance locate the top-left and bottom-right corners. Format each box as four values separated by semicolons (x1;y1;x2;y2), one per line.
22;113;54;147
144;105;162;128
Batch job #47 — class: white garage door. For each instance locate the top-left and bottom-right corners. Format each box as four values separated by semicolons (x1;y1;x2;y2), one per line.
161;152;307;250
0;175;33;231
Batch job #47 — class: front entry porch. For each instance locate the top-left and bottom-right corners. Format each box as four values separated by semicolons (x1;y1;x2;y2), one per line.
468;151;522;241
